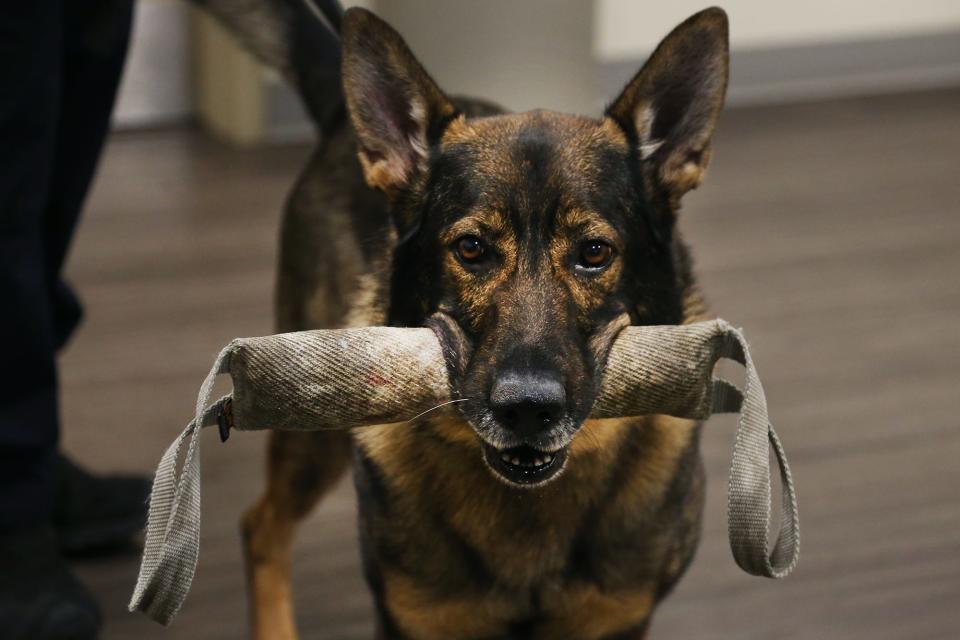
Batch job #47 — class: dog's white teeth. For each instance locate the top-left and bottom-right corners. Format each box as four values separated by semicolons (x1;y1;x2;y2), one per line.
498;450;556;469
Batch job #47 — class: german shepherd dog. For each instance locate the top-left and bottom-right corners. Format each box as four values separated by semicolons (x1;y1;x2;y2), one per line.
197;2;729;638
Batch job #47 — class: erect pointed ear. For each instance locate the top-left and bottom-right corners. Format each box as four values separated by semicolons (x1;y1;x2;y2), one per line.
605;7;729;206
341;8;457;197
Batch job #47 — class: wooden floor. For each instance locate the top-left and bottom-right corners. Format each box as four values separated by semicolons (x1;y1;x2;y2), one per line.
63;89;960;639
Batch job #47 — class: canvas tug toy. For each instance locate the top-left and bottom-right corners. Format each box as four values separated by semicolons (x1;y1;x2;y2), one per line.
129;318;800;625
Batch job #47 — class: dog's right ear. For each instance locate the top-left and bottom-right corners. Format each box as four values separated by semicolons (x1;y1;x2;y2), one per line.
341;8;457;197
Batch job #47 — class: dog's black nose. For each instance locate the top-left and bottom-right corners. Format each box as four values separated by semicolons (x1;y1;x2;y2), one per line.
490;370;566;436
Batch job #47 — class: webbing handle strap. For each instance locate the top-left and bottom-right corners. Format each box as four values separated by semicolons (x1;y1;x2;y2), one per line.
712;324;800;579
128;345;233;625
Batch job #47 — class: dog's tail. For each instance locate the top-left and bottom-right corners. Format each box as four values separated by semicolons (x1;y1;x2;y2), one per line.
191;0;345;136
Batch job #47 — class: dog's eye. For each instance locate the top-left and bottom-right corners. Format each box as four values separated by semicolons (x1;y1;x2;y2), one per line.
456;235;485;263
578;240;613;269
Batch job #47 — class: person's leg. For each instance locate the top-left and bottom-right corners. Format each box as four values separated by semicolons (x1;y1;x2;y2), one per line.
42;0;152;557
0;4;104;636
0;0;65;535
1;0;143;541
45;0;134;348
0;1;136;638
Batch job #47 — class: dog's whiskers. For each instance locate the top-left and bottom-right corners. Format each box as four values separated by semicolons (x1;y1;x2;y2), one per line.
348;398;471;431
295;399;470;433
405;398;470;423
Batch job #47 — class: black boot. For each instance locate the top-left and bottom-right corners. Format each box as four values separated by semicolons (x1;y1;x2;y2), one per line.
53;453;151;555
0;525;102;640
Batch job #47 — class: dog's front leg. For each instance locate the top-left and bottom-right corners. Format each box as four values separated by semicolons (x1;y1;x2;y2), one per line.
242;429;353;640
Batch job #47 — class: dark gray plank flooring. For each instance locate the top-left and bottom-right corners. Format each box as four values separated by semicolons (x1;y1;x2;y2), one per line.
63;88;960;639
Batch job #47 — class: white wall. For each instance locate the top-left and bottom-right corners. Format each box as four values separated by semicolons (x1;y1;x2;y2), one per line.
113;0;191;128
375;0;597;115
595;0;960;60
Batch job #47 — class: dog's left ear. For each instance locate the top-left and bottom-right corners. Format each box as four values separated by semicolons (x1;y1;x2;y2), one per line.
341;8;457;197
606;7;729;205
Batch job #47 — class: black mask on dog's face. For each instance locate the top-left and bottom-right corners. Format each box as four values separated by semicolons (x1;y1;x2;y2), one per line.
340;7;729;486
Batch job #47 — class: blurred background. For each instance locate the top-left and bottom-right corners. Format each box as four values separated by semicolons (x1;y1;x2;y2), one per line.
61;0;959;638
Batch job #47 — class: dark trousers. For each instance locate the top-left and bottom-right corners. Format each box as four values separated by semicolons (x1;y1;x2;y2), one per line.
0;1;133;530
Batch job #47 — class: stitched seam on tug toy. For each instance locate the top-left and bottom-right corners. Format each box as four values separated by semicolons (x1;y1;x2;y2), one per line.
129;317;799;625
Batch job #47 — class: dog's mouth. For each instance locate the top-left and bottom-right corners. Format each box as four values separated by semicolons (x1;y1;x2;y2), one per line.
481;442;568;487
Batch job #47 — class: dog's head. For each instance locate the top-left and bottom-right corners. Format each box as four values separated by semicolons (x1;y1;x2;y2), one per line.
341;8;728;487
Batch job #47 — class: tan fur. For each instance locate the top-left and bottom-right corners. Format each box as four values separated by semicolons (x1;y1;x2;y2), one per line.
538;585;654;639
382;568;517;639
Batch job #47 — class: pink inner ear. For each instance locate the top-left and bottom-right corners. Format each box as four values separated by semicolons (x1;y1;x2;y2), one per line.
370;81;420;145
359;85;428;183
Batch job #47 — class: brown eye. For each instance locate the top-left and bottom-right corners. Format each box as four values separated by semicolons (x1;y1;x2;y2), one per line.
456;235;485;263
578;240;613;269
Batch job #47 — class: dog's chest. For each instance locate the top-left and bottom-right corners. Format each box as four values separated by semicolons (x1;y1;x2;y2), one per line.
352;416;704;638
